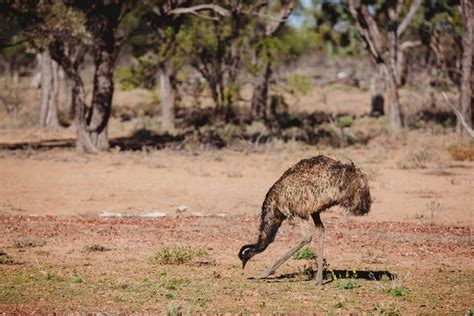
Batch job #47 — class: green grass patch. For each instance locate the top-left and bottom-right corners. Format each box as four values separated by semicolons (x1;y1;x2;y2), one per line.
336;278;360;290
387;286;408;297
292;246;316;260
151;244;207;265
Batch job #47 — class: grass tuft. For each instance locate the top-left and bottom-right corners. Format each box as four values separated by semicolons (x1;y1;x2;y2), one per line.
396;149;433;169
336;279;360;290
388;286;408;297
12;239;46;248
292;246;316;260
151;244;207;265
0;250;21;265
84;244;111;252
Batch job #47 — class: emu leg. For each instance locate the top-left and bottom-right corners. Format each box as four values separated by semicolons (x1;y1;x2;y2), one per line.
257;220;311;279
311;212;325;285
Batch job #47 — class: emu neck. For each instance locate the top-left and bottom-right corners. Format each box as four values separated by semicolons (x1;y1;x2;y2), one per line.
254;207;285;252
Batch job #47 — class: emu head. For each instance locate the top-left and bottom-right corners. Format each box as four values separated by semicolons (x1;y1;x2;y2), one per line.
238;244;258;269
341;166;372;216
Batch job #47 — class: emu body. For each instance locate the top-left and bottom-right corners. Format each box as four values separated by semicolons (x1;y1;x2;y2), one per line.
239;155;371;284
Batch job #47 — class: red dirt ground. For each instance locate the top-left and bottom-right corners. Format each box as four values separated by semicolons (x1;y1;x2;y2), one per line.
1;128;473;313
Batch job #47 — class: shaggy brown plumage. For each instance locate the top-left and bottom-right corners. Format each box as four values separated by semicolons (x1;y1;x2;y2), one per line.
239;155;371;284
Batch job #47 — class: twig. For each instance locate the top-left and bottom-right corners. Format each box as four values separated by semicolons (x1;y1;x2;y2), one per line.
441;92;474;138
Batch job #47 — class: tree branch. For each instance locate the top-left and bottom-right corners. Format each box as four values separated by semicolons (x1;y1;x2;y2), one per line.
347;0;384;63
397;0;422;37
167;4;230;17
261;0;296;37
400;40;422;51
442;92;474;138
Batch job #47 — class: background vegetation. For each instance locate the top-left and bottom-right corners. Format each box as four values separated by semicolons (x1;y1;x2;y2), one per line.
0;0;472;152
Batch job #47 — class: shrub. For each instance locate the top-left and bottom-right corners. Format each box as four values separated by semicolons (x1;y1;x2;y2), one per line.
396;148;433;169
448;144;474;161
337;115;354;128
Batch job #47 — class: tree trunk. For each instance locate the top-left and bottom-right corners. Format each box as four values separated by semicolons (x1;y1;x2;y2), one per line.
49;41;98;153
251;60;272;120
30;53;42;89
87;50;115;150
385;64;403;129
71;73;99;153
370;63;386;116
39;49;59;128
396;40;422;86
460;0;473;134
158;62;176;133
64;75;74;121
387;31;403;129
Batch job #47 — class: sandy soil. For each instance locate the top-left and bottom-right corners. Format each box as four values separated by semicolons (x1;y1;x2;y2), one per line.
0;78;473;313
1;131;473;225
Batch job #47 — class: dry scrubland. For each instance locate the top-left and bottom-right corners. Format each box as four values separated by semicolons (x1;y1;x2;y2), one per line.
0;80;473;314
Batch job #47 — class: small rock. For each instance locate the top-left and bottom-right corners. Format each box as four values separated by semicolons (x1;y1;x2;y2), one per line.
141;210;167;218
99;211;124;218
176;205;188;213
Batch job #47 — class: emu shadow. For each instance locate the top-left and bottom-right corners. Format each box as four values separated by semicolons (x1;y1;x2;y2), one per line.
254;267;397;283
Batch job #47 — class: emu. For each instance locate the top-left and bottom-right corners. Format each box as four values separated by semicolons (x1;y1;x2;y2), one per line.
239;155;371;285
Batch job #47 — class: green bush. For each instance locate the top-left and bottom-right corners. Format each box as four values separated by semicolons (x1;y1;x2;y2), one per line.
337;115;354;128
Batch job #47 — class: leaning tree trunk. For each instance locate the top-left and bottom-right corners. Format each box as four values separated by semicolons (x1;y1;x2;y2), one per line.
39;49;60;128
460;0;473;134
251;60;272;120
87;50;115;150
158;62;176;133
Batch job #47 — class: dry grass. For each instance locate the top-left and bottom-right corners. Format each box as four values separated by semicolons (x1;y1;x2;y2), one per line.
448;143;474;161
12;239;46;249
83;244;111;252
0;250;21;265
396;148;434;169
